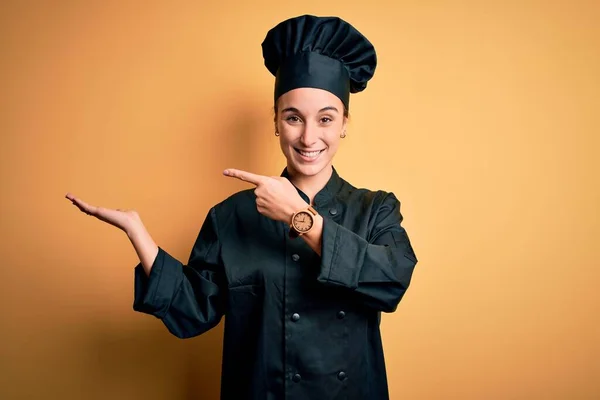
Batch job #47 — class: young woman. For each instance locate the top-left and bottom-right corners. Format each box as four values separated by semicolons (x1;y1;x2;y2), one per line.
67;15;418;400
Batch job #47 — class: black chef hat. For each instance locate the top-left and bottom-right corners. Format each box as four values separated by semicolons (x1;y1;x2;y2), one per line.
261;15;377;110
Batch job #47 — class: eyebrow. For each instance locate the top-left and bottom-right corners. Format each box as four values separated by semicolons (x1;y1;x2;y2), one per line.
281;106;339;114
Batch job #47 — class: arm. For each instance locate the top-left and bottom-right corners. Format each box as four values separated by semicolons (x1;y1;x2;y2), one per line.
133;207;226;339
311;193;418;313
65;193;225;337
127;224;159;276
218;169;416;312
66;192;160;275
298;213;324;256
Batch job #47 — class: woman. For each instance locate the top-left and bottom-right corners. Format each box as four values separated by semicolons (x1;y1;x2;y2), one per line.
67;15;418;400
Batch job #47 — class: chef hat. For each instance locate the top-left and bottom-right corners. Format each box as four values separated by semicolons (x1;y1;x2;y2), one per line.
261;14;377;110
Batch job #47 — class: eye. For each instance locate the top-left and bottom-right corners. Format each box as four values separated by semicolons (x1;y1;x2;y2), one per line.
320;116;333;124
286;115;302;123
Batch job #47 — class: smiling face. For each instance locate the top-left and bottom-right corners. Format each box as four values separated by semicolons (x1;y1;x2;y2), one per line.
275;87;348;179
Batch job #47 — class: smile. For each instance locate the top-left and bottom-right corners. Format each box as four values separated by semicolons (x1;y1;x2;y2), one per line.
294;148;325;159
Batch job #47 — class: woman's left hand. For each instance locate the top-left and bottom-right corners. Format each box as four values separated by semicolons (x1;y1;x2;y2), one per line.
223;168;307;224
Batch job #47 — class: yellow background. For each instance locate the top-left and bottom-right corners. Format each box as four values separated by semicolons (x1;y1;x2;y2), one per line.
1;1;598;399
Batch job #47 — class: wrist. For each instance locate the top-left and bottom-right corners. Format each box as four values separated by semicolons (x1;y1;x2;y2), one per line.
125;220;146;240
307;214;323;236
286;199;310;223
297;212;323;256
289;203;320;238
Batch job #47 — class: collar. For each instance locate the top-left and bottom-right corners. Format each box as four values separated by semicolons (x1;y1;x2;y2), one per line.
280;166;344;206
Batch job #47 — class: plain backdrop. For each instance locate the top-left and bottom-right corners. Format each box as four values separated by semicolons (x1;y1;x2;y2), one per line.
1;1;598;399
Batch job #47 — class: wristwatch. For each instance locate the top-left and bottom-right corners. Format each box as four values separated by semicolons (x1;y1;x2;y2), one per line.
289;205;318;238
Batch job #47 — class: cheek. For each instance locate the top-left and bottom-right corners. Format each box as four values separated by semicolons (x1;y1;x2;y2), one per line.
278;131;291;145
278;126;299;143
324;131;342;149
328;141;341;155
277;132;292;154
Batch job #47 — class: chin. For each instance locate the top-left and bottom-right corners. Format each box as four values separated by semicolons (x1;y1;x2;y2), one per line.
290;161;330;177
296;164;321;176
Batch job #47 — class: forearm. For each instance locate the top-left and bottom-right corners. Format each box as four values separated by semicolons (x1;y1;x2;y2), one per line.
317;218;417;312
127;223;159;276
300;214;324;256
132;207;226;338
133;248;224;338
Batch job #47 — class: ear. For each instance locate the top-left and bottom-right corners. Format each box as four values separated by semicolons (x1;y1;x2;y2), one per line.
342;116;348;131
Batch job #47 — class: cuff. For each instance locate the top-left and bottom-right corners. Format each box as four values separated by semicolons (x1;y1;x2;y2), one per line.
317;217;366;289
132;247;183;318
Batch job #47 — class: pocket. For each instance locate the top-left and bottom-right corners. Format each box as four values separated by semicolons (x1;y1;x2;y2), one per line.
226;284;264;323
222;284;265;395
223;284;264;363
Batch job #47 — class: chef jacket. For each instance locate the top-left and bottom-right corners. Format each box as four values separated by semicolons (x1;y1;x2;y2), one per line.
133;167;418;399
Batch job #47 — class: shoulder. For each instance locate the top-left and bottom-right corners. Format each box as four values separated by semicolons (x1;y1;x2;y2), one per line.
205;188;258;228
337;178;400;210
211;188;255;214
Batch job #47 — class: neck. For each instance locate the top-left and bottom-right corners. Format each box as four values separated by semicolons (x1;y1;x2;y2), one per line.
287;164;333;204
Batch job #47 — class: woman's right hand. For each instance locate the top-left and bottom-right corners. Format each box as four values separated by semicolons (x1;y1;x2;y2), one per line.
65;192;142;236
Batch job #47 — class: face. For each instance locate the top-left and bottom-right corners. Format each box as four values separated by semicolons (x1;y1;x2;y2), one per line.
275;87;347;178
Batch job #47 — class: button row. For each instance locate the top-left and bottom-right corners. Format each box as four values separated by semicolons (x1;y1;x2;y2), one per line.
291;371;347;383
289;311;346;322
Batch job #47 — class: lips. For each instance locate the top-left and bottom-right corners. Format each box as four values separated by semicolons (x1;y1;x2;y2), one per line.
294;147;325;161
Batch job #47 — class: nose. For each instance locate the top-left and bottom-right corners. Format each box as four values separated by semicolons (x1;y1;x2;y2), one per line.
299;122;319;147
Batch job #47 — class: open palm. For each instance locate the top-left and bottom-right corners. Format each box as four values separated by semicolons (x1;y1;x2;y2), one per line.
65;193;141;234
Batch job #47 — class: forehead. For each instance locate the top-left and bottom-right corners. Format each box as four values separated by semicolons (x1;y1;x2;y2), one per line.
278;88;343;112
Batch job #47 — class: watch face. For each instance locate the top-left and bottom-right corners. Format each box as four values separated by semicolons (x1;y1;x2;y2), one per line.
293;211;313;232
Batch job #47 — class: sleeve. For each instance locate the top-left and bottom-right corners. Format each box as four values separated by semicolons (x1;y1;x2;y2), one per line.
132;207;227;339
317;193;418;312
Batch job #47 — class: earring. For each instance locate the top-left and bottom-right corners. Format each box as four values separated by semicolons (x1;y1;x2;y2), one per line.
275;130;280;137
340;130;347;138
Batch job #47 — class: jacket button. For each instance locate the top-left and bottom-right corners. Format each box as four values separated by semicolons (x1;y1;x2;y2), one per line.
291;313;300;322
337;311;346;319
292;373;302;382
292;254;300;262
338;371;347;381
329;208;338;216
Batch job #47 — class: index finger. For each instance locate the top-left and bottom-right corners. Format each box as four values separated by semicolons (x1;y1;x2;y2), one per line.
223;169;265;185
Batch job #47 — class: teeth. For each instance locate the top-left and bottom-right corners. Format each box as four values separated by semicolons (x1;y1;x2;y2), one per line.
298;149;322;158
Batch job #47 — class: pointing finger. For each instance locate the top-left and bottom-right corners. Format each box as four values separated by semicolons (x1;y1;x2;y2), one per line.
223;169;265;186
